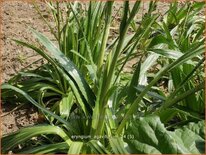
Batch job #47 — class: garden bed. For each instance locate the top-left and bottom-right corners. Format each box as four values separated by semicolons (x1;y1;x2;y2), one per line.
1;1;205;154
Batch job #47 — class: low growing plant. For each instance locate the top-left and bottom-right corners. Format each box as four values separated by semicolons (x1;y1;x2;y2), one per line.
1;1;205;154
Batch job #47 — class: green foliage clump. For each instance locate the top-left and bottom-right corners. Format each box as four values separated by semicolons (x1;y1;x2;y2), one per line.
2;1;205;154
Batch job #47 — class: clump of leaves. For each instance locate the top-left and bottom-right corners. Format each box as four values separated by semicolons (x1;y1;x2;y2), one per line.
2;1;205;154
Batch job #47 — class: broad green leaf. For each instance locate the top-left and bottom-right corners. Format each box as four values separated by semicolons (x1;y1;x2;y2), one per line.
181;121;205;139
174;122;205;154
125;116;205;154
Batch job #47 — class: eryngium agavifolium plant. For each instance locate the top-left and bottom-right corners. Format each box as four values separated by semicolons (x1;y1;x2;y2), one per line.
2;1;205;154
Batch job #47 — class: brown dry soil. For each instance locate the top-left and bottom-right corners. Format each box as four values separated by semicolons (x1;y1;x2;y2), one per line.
1;1;52;134
1;1;169;135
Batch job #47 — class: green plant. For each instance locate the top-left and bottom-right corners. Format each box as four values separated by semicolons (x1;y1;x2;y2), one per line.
148;1;205;124
1;1;205;154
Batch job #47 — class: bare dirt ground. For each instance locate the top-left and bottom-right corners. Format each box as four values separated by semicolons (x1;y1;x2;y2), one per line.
1;1;52;134
1;1;170;135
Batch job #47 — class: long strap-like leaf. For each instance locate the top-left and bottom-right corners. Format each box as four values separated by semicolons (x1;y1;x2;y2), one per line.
117;44;204;134
68;141;83;154
2;125;71;153
1;84;77;135
31;29;96;108
13;39;91;115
